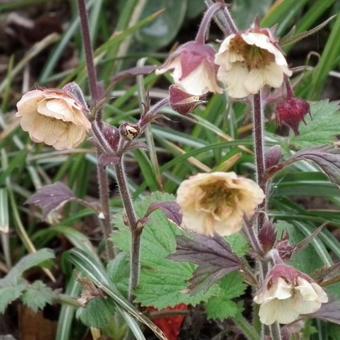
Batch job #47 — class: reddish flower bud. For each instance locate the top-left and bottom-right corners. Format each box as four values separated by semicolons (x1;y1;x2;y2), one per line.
276;238;295;260
276;97;310;135
102;123;120;151
265;145;282;170
157;41;222;96
169;85;203;115
258;221;277;253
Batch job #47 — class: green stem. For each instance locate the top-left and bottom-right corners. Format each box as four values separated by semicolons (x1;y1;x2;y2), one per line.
234;314;260;340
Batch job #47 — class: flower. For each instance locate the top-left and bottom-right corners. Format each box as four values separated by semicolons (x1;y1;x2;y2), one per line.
176;172;265;236
16;88;91;150
169;85;203;115
215;30;292;98
276;97;310;135
254;264;328;325
156;41;222;96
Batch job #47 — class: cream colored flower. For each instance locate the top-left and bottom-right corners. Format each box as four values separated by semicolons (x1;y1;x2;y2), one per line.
16;89;91;150
176;172;264;236
254;264;328;325
215;31;292;98
157;41;222;96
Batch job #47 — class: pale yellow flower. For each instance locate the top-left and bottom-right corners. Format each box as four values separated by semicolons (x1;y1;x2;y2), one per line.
215;31;292;98
176;172;265;236
16;89;91;150
254;264;328;325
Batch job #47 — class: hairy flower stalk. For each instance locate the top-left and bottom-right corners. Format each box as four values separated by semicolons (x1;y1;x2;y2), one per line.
77;0;114;260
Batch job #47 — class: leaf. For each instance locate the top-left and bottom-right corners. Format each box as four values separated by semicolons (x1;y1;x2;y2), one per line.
288;148;340;187
107;253;130;297
22;281;54;312
65;248;165;340
26;182;76;219
219;272;247;299
290;100;340;149
0;249;55;287
310;300;340;325
136;0;187;49
206;298;239;320
169;232;241;294
112;192;219;309
226;233;250;257
146;201;182;226
76;297;116;329
0;283;26;313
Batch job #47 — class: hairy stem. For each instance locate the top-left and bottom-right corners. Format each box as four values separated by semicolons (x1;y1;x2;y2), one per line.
78;0;114;259
195;2;224;44
115;158;140;301
252;92;282;340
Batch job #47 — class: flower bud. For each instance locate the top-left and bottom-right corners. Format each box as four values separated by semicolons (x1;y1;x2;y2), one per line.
254;264;328;325
157;41;222;96
265;146;282;170
169;85;203;115
16;88;91;150
102;124;120;151
276;97;310;135
119;123;140;141
258;221;276;253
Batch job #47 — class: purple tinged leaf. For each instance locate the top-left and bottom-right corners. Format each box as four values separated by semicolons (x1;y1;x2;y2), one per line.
169;232;240;293
265;145;282;170
26;182;75;218
289;148;340;187
147;201;182;226
309;300;340;325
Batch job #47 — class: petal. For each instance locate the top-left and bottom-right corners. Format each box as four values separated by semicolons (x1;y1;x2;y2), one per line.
271;277;293;300
218;63;250;99
293;291;322;315
182;211;209;235
178;63;222;95
41;119;67;146
19;111;39;133
37;99;74;122
263;63;284;88
259;299;300;325
295;278;319;301
16;90;44;117
310;283;328;303
244;68;265;94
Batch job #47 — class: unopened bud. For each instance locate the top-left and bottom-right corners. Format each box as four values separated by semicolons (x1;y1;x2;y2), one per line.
119;123;140;141
276;97;310;135
102;123;120;150
258;221;277;253
265;145;282;170
169;85;203;115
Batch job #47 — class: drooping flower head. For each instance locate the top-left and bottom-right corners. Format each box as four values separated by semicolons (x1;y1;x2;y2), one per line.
254;264;328;325
215;29;292;98
176;172;265;236
157;41;222;96
16;87;91;150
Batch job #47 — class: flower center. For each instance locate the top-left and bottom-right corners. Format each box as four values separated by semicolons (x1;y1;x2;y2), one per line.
199;180;237;216
229;35;275;69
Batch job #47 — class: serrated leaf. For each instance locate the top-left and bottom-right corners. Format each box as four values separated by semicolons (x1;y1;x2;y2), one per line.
226;233;250;257
206;298;239;320
0;284;26;313
22;281;54;312
0;249;55;287
26;182;76;219
290;100;340;149
77;298;116;329
219;272;247;299
112;192;219;309
107;253;130;296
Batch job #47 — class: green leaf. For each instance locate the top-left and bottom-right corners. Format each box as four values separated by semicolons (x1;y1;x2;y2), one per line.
226;233;250;257
290;100;340;149
136;0;187;49
22;281;54;312
77;298;116;330
107;253;130;297
112;192;218;309
219;272;247;299
0;283;26;313
0;249;55;287
206;298;239;320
